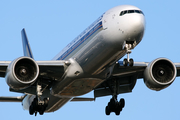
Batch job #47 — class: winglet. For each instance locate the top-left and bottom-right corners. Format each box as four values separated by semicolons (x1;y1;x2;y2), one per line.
21;28;34;59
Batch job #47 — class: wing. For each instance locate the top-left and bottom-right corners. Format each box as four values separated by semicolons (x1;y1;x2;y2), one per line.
94;61;148;98
37;61;65;80
0;28;66;85
0;28;67;103
175;63;180;76
0;60;65;79
0;61;10;77
94;60;180;98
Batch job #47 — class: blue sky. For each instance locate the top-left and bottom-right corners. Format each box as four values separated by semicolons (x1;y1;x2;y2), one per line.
0;0;180;120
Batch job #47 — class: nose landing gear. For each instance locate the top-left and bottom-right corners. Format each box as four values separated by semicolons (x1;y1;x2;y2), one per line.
123;50;134;67
123;41;135;66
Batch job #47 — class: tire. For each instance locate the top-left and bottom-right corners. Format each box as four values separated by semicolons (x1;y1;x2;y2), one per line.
39;110;44;115
105;106;110;115
129;58;134;66
32;97;38;108
119;98;125;108
29;105;35;115
123;58;128;66
115;109;120;115
39;106;45;115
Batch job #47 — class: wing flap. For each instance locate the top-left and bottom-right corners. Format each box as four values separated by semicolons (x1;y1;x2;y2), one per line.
94;61;148;98
112;61;148;77
37;60;66;80
175;63;180;76
70;97;95;102
94;75;138;98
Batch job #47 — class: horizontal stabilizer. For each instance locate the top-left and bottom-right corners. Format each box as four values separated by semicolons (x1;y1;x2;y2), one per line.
70;97;95;102
0;96;25;102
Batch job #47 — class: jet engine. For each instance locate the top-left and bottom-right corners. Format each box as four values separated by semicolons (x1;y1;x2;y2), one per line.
144;58;177;91
5;57;39;90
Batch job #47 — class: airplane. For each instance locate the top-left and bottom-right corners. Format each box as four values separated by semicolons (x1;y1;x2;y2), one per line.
0;4;179;116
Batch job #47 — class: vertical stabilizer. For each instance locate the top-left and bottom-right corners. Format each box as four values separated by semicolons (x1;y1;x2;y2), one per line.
21;28;34;59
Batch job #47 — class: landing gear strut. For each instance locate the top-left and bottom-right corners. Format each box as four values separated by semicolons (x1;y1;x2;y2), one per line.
105;95;125;115
123;50;134;66
123;41;135;66
105;78;125;115
29;81;49;116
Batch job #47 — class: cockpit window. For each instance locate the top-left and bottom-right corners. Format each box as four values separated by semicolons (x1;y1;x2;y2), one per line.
128;10;134;13
120;10;144;16
135;10;140;13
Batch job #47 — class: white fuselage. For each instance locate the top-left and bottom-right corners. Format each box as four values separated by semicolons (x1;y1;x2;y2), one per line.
53;5;145;74
23;5;146;112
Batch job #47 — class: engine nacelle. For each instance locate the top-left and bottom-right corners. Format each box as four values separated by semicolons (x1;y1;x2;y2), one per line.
144;58;177;91
5;57;39;90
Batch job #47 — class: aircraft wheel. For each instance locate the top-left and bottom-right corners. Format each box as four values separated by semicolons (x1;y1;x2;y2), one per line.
115;108;121;115
119;98;125;108
29;105;35;115
39;109;44;115
106;96;125;116
123;59;128;66
129;59;134;66
105;106;111;115
32;97;38;107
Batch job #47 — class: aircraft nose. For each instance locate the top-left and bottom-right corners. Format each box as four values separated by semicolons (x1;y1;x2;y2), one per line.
126;14;146;42
134;14;145;31
133;15;145;29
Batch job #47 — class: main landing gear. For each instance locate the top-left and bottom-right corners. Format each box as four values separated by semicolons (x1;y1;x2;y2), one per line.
29;82;49;116
29;97;49;116
105;95;125;115
105;78;125;115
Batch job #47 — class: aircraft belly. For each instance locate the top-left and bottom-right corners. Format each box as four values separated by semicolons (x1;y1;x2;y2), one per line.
45;96;71;112
59;78;102;96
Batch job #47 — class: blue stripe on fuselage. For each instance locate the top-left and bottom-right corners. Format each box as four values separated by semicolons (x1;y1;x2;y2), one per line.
56;16;103;60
